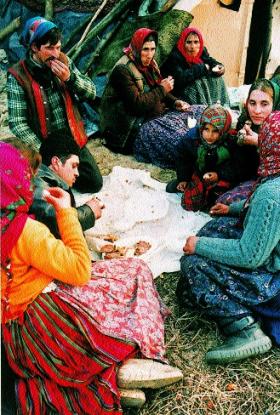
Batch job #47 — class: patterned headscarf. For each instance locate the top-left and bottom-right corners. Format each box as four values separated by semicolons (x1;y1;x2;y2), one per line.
177;27;204;65
20;16;58;47
200;105;232;138
123;27;162;86
258;111;280;178
0;142;34;265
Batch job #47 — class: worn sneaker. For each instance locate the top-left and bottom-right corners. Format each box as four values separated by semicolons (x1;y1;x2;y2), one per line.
206;323;272;364
117;358;183;389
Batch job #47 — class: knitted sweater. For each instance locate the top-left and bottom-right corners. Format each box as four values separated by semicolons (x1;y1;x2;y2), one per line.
1;208;91;323
195;176;280;271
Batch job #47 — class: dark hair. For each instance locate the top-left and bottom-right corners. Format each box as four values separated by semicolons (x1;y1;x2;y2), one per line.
3;136;41;172
40;132;81;166
248;78;274;101
144;33;158;46
34;27;61;49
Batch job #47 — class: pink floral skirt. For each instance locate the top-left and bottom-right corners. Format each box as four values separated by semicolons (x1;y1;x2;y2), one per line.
56;258;170;362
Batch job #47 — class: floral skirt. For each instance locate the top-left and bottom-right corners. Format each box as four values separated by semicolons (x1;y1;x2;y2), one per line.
3;258;169;414
133;105;206;169
216;180;255;205
178;217;280;344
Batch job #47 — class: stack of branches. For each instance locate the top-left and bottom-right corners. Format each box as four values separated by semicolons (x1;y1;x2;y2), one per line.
0;0;192;77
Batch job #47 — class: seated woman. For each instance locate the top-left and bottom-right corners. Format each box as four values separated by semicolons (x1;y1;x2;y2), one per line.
217;78;280;204
100;27;206;169
161;26;229;106
177;111;280;364
1;139;182;414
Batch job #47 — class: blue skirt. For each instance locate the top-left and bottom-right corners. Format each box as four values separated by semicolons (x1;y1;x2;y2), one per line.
178;216;280;345
133;105;206;169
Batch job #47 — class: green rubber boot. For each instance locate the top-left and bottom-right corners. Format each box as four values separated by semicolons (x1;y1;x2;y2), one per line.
206;322;272;364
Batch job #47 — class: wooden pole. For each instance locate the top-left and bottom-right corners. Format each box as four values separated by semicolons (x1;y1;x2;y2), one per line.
70;0;133;62
0;17;21;43
76;0;109;50
82;9;130;75
160;0;178;12
63;16;92;52
44;0;54;20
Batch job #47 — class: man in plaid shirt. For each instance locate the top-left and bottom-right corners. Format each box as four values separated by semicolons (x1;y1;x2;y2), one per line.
7;16;102;193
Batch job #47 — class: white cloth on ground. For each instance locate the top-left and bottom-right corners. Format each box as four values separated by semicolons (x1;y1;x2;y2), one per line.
74;166;210;278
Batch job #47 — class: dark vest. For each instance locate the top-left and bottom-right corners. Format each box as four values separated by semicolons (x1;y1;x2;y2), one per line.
8;53;88;148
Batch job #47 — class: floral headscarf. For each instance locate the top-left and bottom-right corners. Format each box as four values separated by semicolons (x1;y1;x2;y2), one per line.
200;105;232;139
177;27;204;65
258;111;280;178
123;27;162;86
0;142;34;265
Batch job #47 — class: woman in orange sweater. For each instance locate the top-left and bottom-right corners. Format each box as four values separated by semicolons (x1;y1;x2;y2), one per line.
1;140;178;414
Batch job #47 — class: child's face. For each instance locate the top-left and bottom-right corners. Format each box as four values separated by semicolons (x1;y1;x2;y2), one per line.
202;123;220;144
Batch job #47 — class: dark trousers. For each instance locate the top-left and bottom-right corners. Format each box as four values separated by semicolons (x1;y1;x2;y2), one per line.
74;145;103;193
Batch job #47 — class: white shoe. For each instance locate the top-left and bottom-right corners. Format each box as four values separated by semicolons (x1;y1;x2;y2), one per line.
117;358;183;389
119;388;146;408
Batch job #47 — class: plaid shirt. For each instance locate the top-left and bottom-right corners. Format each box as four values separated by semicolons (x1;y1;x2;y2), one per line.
7;56;96;150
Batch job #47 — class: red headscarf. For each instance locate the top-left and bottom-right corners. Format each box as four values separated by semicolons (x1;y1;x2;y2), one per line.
124;27;162;86
177;27;204;65
258;111;280;178
0;142;34;266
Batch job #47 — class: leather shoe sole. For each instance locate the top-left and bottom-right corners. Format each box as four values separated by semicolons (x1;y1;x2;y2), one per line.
117;358;183;389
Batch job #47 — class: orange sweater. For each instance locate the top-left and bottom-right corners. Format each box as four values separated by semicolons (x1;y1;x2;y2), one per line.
1;208;91;323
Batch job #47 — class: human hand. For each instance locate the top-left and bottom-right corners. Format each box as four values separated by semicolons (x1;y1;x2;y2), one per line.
203;172;218;184
183;236;198;255
209;203;229;216
43;187;71;210
175;100;190;112
177;181;187;192
86;197;105;220
160;76;174;93
243;124;258;146
212;64;224;76
50;58;71;82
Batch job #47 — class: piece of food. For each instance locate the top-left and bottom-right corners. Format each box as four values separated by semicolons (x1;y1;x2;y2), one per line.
103;234;119;242
100;244;115;253
134;241;151;256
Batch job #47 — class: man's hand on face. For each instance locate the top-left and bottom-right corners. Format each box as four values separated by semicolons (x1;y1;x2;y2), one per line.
50;59;71;82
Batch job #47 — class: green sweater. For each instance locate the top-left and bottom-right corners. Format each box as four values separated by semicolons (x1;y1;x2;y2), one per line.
195;176;280;272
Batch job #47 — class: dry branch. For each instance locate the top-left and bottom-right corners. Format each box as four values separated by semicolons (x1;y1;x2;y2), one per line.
44;0;53;20
75;0;109;50
82;9;130;75
0;17;21;43
69;0;134;62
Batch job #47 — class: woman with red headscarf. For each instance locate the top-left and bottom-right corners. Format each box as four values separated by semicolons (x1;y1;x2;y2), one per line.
100;27;205;169
161;27;229;106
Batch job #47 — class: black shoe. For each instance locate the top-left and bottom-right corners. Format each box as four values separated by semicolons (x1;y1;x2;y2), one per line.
166;180;180;193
